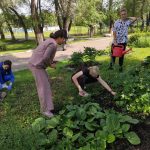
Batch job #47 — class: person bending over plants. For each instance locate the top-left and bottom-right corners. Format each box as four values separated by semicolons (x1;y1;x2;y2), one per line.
72;66;116;97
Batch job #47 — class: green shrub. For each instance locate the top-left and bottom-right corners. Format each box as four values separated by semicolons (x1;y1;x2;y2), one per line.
69;52;84;67
31;102;140;149
142;56;150;67
69;47;106;67
128;33;150;47
116;66;150;116
83;47;98;61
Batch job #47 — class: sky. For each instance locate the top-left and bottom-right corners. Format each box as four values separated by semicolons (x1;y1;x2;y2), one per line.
17;0;54;16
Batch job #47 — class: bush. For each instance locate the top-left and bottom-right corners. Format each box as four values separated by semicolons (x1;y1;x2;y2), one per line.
128;33;150;47
69;52;84;67
115;65;150;116
31;102;140;149
69;47;106;67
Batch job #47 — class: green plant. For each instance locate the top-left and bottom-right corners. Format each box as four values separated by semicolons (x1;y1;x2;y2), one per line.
31;102;140;149
128;33;150;48
69;51;84;67
116;66;150;115
83;47;98;61
69;47;107;67
142;56;150;67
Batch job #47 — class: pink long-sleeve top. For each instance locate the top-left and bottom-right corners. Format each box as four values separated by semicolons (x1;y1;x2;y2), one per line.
29;38;57;69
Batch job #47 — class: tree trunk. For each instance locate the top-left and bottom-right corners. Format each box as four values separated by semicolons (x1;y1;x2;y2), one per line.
0;26;5;40
146;12;150;31
109;0;113;33
140;0;146;31
6;20;16;41
89;25;94;37
132;0;136;16
9;7;29;40
68;19;72;32
54;0;63;29
31;0;44;45
38;0;45;40
99;22;103;34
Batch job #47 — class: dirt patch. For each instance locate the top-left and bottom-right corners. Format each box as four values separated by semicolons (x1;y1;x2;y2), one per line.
91;90;122;112
91;91;150;150
107;122;150;150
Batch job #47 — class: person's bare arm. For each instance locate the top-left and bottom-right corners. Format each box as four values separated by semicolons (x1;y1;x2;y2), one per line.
97;76;116;96
72;71;84;92
113;31;117;45
128;17;137;24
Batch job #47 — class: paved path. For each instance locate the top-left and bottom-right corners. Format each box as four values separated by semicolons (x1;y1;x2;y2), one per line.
0;37;112;71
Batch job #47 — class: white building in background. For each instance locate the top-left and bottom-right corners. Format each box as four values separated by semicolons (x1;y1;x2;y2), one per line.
12;26;59;33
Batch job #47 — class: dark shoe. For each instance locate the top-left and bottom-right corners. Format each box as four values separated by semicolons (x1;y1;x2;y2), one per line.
119;67;123;72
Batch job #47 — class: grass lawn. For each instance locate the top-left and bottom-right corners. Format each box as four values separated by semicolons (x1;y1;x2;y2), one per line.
0;39;36;55
0;26;100;55
4;26;88;39
0;47;150;149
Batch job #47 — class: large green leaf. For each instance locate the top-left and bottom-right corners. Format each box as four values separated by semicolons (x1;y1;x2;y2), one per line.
122;124;130;132
85;133;94;141
95;130;107;140
46;116;60;129
96;139;106;150
120;115;139;124
63;127;73;138
107;134;116;143
47;129;58;145
66;110;76;118
84;102;100;111
95;112;105;119
76;108;87;120
32;117;46;132
85;122;95;131
125;132;141;145
106;114;120;132
100;119;106;127
87;106;98;115
37;132;49;146
71;133;81;142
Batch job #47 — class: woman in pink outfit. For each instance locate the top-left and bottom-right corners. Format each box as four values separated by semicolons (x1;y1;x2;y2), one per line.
28;29;67;118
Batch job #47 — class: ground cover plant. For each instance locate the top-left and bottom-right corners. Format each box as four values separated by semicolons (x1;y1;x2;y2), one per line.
0;46;150;149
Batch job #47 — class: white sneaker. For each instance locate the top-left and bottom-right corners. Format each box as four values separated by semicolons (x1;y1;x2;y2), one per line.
42;111;54;118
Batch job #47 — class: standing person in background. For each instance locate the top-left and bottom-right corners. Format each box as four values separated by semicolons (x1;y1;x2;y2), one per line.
28;29;68;118
109;8;137;72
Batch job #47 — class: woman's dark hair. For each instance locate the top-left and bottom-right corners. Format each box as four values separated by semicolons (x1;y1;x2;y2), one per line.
4;60;12;69
50;29;68;39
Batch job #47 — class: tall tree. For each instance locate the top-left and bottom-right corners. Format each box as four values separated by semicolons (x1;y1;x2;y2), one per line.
0;14;5;40
31;0;44;44
9;7;29;40
75;0;104;37
54;0;76;32
0;2;16;40
108;0;113;33
0;0;29;40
